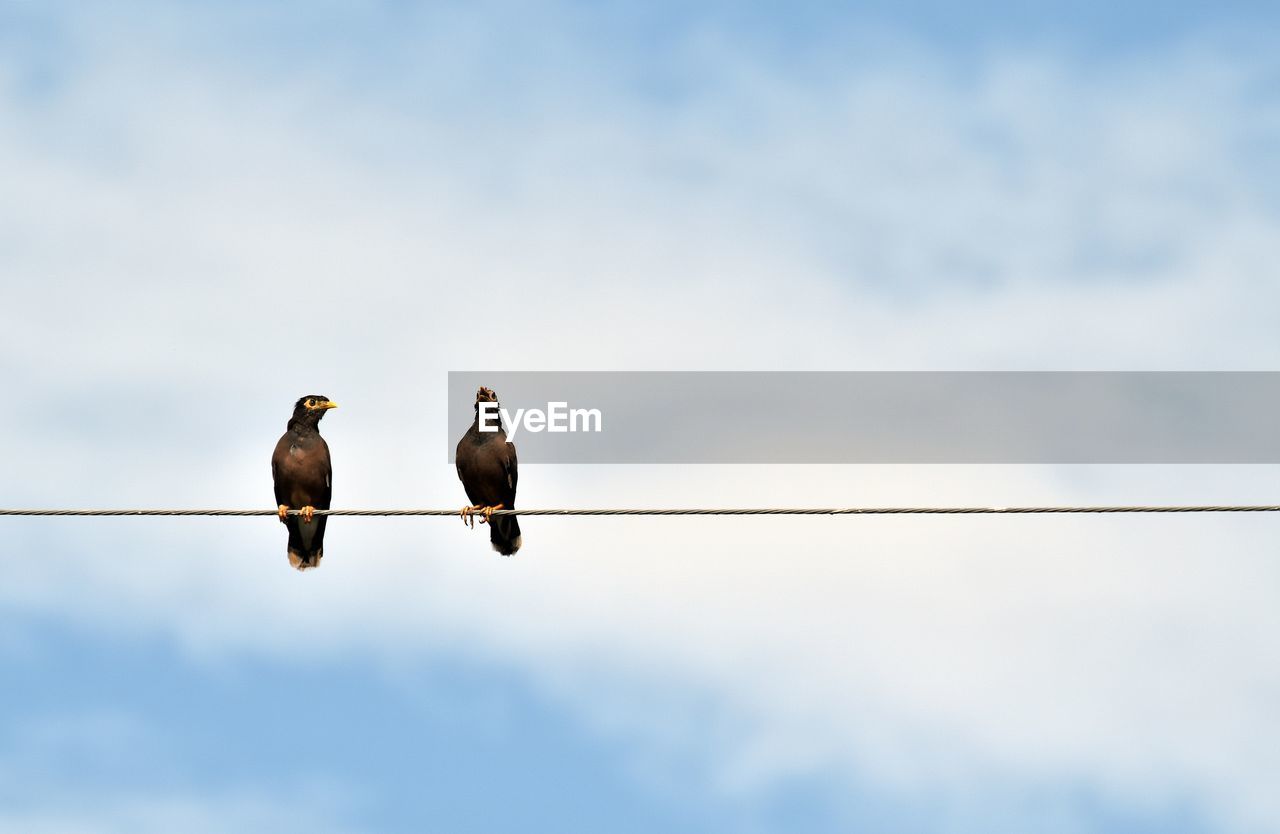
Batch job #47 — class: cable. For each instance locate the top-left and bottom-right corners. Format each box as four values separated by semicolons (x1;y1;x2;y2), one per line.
1;505;1279;517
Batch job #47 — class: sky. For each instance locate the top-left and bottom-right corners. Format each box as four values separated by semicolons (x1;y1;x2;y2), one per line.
3;2;1280;832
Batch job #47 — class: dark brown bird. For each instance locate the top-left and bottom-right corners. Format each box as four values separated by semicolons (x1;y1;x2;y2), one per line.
271;394;337;570
456;386;521;555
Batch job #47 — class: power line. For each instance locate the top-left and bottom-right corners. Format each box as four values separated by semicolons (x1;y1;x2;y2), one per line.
1;505;1279;517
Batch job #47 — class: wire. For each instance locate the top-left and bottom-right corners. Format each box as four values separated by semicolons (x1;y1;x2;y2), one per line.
1;505;1279;517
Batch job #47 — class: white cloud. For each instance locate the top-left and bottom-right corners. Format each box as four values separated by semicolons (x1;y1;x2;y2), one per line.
0;793;362;834
3;7;1280;831
0;706;363;834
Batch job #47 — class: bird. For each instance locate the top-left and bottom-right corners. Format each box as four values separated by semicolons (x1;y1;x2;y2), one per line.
456;386;521;556
271;394;337;570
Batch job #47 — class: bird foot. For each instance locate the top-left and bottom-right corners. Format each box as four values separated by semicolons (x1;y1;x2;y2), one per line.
480;504;505;525
300;505;316;523
460;505;483;528
278;504;290;521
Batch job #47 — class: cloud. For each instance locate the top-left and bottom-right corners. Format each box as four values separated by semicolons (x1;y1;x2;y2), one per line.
0;705;362;834
0;792;361;834
3;4;1280;832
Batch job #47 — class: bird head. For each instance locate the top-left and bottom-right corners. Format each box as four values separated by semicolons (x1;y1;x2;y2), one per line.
474;387;499;410
291;394;338;426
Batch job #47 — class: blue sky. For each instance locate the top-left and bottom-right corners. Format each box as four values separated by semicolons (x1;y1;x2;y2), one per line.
4;2;1280;833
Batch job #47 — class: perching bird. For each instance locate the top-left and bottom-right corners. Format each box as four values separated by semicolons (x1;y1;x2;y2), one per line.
271;394;337;570
456;386;521;555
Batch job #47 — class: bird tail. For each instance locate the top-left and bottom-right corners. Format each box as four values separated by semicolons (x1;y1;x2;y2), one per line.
489;514;521;556
286;517;327;571
288;546;324;570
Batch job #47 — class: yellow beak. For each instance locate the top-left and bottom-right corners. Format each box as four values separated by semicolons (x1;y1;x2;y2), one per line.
321;400;338;409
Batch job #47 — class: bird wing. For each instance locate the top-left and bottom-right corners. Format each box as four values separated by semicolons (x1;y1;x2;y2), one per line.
271;434;292;508
313;436;334;508
504;441;518;495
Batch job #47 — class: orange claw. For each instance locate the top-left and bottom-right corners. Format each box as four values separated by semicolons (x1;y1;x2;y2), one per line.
460;505;482;528
300;505;315;523
278;504;290;521
480;504;505;525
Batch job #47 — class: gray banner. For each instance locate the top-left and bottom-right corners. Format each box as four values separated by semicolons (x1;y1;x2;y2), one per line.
446;372;1280;463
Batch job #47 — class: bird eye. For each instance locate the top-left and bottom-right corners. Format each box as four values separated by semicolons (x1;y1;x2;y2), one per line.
306;399;315;408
